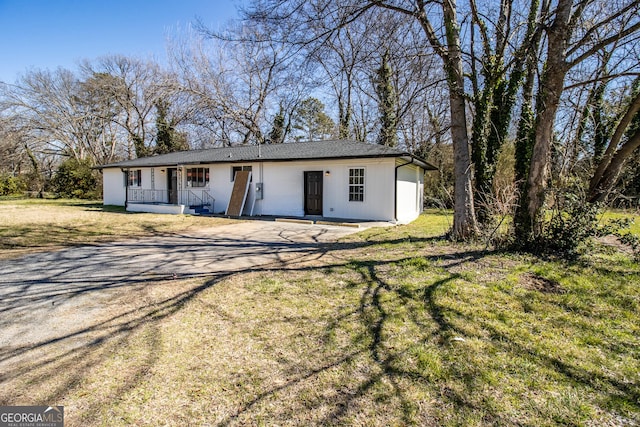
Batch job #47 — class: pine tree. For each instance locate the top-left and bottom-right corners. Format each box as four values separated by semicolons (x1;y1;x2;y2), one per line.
374;50;398;147
268;106;285;143
154;100;188;154
292;98;335;141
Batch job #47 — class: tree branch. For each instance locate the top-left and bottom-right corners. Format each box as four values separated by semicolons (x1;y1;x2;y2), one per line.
371;0;447;59
563;71;640;91
589;88;640;195
566;1;640;59
568;20;640;67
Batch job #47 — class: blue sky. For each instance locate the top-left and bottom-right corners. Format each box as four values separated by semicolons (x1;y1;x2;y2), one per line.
0;0;242;83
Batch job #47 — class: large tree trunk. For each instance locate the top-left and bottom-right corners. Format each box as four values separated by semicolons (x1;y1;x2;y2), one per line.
526;71;566;235
443;0;479;240
513;0;546;239
375;0;479;239
520;0;573;238
450;89;478;239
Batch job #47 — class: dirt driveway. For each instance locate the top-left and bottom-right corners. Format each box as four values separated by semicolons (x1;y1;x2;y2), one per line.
0;220;360;381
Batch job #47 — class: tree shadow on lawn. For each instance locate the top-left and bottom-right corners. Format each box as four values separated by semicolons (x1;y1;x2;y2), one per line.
0;272;233;422
307;253;522;426
220;244;639;425
335;256;637;425
0;233;637;425
217;246;516;426
0;224;346;422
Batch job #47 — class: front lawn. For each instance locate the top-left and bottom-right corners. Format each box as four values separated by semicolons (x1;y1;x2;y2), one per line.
0;199;232;258
0;203;638;425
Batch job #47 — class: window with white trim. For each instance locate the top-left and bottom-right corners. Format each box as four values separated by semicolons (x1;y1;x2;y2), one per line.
186;167;210;187
128;170;142;187
348;167;365;202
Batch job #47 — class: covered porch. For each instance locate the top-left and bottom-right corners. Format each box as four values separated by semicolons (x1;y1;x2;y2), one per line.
126;188;215;215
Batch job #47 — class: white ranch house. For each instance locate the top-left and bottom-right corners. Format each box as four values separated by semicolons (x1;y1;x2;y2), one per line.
99;140;436;224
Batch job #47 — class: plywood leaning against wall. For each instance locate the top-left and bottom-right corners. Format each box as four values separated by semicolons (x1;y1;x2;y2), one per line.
226;170;252;216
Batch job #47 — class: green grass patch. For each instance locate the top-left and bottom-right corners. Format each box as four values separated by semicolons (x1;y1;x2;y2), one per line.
600;209;640;235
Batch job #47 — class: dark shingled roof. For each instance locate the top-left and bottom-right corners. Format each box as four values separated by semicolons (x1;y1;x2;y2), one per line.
98;140;437;170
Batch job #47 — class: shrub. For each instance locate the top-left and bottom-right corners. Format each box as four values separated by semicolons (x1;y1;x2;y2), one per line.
0;174;27;196
506;189;640;261
51;158;100;199
507;186;602;259
540;193;601;258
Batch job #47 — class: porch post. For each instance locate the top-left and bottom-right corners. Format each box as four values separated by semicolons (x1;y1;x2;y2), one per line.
122;168;129;209
177;164;182;205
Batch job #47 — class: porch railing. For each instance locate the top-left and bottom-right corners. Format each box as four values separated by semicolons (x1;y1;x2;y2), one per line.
128;189;167;204
185;190;203;207
202;190;215;212
128;189;214;212
183;190;215;212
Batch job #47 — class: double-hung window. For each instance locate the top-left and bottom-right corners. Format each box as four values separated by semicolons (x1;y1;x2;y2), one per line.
348;167;365;202
128;170;142;187
186;167;210;187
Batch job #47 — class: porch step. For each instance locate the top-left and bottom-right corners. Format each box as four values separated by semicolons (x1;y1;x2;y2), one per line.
191;206;211;215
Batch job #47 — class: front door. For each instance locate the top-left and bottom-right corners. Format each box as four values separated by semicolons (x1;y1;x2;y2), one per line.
168;168;178;204
304;171;323;216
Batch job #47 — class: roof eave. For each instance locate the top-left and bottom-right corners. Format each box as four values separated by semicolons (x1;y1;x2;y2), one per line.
398;155;438;171
98;153;416;169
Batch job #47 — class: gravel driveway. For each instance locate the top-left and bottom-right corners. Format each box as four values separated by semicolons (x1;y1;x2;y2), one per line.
0;220;360;373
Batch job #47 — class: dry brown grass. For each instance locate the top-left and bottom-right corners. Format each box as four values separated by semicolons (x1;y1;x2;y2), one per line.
0;199;232;259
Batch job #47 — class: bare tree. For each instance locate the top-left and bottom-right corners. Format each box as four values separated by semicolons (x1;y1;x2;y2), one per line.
364;0;479;239
303;10;375;140
169;20;311;146
366;16;448;152
1;68;114;163
243;0;479;239
80;56;164;158
0;115;29;176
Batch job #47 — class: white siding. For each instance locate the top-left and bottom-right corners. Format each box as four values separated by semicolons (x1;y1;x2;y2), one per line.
102;157;423;223
323;158;396;221
251;158;396;221
154;167;168;192
103;167;169;206
103;168;125;206
396;163;424;224
257;162;304;216
202;158;397;220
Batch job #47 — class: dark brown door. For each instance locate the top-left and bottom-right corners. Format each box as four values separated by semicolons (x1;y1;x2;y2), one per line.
304;171;323;215
168;168;178;204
